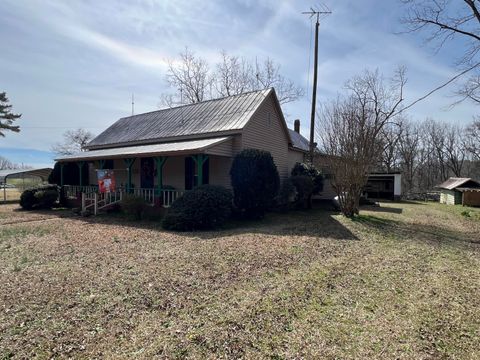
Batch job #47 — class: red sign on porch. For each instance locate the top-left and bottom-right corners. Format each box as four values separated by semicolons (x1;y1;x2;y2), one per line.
97;169;116;193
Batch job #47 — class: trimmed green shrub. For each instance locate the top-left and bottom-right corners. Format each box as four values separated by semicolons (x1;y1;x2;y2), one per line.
19;189;37;210
121;195;147;220
291;162;324;194
290;175;314;209
34;189;59;209
276;178;296;209
230;149;280;219
20;185;59;210
162;185;232;231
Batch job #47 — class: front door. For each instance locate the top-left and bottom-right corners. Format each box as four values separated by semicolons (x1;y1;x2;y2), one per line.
141;158;154;188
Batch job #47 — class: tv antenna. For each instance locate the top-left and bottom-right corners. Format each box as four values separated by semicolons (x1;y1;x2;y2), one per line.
131;93;135;116
302;4;331;163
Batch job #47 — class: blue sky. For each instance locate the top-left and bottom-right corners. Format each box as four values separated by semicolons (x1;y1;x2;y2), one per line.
0;0;477;168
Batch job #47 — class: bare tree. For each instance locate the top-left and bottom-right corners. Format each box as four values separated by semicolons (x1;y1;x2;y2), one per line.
318;68;406;217
51;128;94;156
465;118;480;160
162;48;212;107
214;51;253;97
161;50;303;107
0;156;29;170
424;119;449;180
378;119;405;172
0;156;14;170
443;123;467;176
402;0;480;104
253;58;304;104
398;120;422;193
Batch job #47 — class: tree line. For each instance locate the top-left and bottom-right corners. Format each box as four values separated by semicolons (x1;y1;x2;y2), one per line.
377;117;480;196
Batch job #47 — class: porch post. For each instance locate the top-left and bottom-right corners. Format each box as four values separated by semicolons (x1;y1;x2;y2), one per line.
99;159;106;170
77;161;85;187
154;156;167;195
60;163;65;186
192;154;208;186
123;158;136;192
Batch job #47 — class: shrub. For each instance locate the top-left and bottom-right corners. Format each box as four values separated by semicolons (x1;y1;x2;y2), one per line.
162;185;232;231
291;162;324;194
20;189;37;210
290;175;315;209
276;178;296;209
121;195;147;220
20;185;59;210
34;189;59;209
230;149;280;219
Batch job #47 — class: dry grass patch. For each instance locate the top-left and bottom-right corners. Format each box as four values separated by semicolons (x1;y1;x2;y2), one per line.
0;202;479;359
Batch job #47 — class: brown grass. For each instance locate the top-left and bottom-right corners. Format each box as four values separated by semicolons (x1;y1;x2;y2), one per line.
0;202;479;359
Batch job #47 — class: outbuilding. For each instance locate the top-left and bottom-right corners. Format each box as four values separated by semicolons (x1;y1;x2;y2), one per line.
436;177;480;206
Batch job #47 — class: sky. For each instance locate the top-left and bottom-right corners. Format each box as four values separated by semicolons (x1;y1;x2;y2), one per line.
0;0;478;168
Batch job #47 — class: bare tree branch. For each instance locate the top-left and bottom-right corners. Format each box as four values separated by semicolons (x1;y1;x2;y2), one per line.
51;128;95;156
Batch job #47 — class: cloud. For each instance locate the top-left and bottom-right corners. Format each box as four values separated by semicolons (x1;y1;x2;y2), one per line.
62;24;170;71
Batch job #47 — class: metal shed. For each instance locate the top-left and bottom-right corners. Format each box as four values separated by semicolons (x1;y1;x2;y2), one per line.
0;168;52;203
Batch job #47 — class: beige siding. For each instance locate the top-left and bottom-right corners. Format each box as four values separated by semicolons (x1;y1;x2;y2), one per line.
232;134;242;155
162;156;185;189
287;149;305;174
209;156;232;188
206;138;233;157
241;95;290;179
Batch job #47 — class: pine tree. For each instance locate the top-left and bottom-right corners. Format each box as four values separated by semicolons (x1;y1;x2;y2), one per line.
0;92;21;137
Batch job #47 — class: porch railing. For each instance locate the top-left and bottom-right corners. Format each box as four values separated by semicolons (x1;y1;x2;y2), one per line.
160;189;184;208
69;185;184;214
132;188;156;204
64;185;99;199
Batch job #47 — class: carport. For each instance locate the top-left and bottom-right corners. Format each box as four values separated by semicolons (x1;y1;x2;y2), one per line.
0;168;52;203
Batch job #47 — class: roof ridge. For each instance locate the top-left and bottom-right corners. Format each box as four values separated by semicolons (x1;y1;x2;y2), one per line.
119;88;272;121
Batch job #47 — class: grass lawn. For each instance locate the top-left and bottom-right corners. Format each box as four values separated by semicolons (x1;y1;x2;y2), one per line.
0;201;479;359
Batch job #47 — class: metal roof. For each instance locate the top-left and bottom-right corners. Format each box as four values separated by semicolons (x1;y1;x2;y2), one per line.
56;137;231;162
288;129;310;152
0;168;52;183
436;177;480;190
87;88;272;149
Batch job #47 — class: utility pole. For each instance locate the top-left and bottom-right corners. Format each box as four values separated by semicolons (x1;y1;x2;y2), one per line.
303;6;331;163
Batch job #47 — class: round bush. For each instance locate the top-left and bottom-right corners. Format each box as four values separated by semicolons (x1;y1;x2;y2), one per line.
229;149;280;219
20;185;59;210
162;185;232;231
290;175;314;209
291;162;324;194
121;194;147;220
20;189;37;210
34;189;59;209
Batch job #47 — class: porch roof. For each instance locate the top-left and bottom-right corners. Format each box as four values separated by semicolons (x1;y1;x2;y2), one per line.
55;137;231;162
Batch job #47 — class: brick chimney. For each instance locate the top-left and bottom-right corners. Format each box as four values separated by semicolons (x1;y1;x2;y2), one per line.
294;119;300;133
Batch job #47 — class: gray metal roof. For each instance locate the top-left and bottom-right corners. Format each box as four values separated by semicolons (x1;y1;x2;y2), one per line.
436;177;480;190
87;88;272;149
288;129;310;152
0;168;52;183
56;137;231;162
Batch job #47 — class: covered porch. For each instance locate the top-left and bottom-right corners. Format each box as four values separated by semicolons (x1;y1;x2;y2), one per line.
56;137;234;211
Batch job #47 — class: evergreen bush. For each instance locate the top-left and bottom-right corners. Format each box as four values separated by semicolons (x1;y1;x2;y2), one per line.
229;149;280;219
